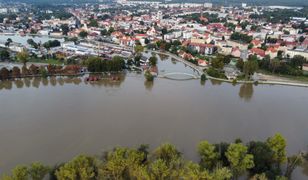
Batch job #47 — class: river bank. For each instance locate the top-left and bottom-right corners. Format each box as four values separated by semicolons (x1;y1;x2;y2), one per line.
153;50;308;88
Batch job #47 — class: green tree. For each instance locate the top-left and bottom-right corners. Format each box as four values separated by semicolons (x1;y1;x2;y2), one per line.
101;29;108;36
60;24;70;35
291;55;306;70
86;56;102;72
12;165;29;180
184;161;210;179
251;173;268;180
0;49;10;60
99;148;128;179
28;162;50;180
108;27;115;34
248;141;274;176
16;50;29;66
248;43;254;49
211;56;224;69
225;143;254;179
243;59;258;79
43;40;61;49
230;32;253;43
236;59;244;71
299;36;305;43
134;45;144;55
197;141;219;170
266;134;287;168
270;59;281;73
153;143;181;165
27;39;39;49
211;166;232;180
5;38;12;47
55;155;96;180
88;19;98;27
112;56;125;71
149;159;170;179
149;55;157;66
79;31;88;38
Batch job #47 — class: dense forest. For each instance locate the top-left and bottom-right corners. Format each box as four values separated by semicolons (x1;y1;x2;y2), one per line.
1;134;307;180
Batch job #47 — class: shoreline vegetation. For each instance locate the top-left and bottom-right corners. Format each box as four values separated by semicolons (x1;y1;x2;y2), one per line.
1;47;308;88
154;51;308;88
1;134;307;180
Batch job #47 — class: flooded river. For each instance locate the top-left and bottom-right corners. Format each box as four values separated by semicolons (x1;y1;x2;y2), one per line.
0;54;308;178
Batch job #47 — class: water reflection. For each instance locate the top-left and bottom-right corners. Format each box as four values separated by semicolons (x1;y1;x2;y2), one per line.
239;83;254;102
210;79;222;86
144;80;154;91
171;58;177;64
0;74;126;90
200;79;206;86
157;53;169;61
0;80;12;90
302;160;308;176
14;79;24;89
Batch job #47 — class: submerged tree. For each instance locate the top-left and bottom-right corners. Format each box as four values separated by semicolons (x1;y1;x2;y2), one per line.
198;141;219;170
17;50;29;66
225;143;254;179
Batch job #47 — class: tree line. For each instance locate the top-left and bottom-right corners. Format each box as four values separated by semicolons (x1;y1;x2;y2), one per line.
2;134;306;180
230;32;253;44
0;63;82;80
85;56;126;73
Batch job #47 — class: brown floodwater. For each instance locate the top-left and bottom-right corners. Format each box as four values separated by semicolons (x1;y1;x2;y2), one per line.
0;55;308;179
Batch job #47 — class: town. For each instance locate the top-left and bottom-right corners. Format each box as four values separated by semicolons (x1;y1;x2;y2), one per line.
0;0;307;83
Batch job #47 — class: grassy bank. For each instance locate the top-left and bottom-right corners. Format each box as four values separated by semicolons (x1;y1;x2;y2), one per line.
28;58;64;65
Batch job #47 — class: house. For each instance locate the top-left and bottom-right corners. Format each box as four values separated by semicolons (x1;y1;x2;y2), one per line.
146;27;157;36
188;42;215;55
178;51;194;60
219;45;232;55
183;31;192;39
120;36;135;47
197;59;208;67
265;47;278;59
249;48;265;59
251;39;262;47
231;47;241;58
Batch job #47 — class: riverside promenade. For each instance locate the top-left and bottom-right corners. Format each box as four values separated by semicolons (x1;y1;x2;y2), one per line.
151;50;206;76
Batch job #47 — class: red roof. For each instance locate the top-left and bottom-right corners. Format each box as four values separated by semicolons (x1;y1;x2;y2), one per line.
251;39;261;46
250;48;265;57
266;47;278;53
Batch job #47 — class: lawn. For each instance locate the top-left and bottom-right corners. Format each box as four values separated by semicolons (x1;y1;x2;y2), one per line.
28;58;64;65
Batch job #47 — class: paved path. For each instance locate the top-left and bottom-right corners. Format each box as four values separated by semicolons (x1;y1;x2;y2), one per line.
150;50;206;76
158;72;199;79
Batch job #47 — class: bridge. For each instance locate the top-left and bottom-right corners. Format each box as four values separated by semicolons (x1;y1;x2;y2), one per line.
158;72;199;80
151;50;206;77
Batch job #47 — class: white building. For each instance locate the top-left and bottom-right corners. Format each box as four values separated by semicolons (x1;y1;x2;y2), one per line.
0;8;8;14
286;48;308;59
204;3;213;8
